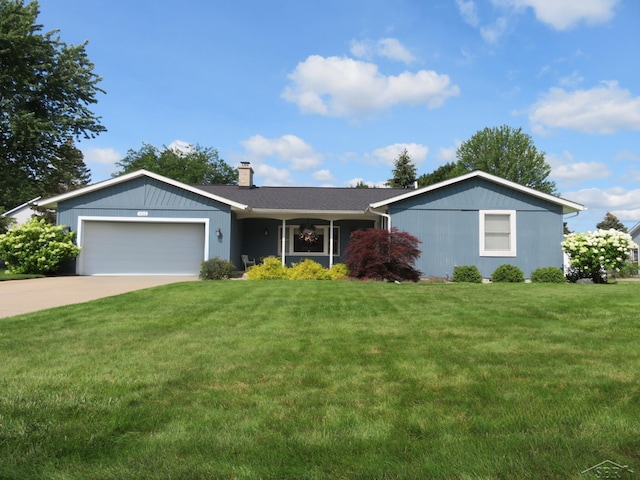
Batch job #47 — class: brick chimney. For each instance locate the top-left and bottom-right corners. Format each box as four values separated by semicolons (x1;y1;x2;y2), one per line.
238;162;254;188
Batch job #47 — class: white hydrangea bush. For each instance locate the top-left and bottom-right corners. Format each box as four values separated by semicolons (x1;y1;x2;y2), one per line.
0;218;81;274
562;228;638;283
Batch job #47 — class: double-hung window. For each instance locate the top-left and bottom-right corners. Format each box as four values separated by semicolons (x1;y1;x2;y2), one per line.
479;210;516;257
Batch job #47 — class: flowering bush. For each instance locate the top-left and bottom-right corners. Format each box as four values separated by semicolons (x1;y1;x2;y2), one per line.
562;229;638;283
0;218;81;274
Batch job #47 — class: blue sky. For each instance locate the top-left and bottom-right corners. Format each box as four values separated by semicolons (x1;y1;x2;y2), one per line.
37;0;639;233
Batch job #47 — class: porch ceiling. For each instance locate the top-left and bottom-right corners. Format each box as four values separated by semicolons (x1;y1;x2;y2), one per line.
233;208;383;221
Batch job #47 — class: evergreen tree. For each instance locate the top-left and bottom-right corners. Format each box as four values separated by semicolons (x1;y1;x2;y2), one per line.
387;149;417;188
596;212;627;232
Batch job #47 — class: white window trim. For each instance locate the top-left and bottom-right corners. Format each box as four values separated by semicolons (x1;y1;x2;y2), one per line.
277;225;339;256
479;210;516;257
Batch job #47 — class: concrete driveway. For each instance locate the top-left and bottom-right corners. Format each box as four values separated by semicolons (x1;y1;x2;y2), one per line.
0;276;198;319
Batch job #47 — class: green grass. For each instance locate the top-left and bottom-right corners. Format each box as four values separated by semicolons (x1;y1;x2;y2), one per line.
1;281;639;479
0;268;45;281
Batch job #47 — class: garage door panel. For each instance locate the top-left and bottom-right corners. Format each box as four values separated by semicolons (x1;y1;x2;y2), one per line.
81;221;205;275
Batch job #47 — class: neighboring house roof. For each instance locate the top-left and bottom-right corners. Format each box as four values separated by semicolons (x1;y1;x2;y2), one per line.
629;222;640;236
370;170;585;215
1;196;41;226
37;170;249;210
1;196;41;218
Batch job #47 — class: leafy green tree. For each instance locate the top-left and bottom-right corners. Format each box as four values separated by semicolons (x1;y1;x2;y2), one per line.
456;125;556;194
353;180;369;188
0;207;15;234
0;0;104;210
115;143;237;185
417;162;464;187
596;212;627;232
387;149;417;188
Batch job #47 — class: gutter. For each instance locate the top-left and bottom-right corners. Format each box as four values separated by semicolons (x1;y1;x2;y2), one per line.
366;207;391;231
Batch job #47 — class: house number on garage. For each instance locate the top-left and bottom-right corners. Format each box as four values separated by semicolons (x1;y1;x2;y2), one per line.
137;211;149;217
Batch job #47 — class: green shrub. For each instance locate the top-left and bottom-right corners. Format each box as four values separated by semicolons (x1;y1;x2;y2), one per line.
491;264;524;283
618;261;639;278
0;218;80;274
289;259;331;280
328;263;349;280
530;267;566;283
246;257;289;280
199;257;235;280
452;265;483;283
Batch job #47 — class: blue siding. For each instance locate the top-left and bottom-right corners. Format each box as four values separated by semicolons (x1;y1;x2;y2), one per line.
390;178;566;279
57;177;234;266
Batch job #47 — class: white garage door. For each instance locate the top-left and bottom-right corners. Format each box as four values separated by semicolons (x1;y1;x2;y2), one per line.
80;221;206;275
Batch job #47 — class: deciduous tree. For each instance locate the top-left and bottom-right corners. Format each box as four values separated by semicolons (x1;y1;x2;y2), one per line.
114;143;237;185
0;0;104;210
456;125;556;194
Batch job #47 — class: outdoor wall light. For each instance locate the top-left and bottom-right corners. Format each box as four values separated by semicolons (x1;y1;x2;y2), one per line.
216;228;222;238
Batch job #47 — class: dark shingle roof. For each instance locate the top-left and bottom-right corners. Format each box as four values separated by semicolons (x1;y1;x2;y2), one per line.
195;185;407;211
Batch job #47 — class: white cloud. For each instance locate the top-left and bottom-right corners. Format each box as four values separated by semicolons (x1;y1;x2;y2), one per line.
312;169;335;182
558;71;584;87
371;143;429;166
547;151;611;184
456;0;480;27
83;147;121;166
282;55;459;117
496;0;619;30
167;139;194;154
436;146;458;163
377;38;416;64
480;16;510;44
349;38;415;64
253;163;296;186
563;187;640;213
614;150;640;162
240;134;322;171
530;81;640;135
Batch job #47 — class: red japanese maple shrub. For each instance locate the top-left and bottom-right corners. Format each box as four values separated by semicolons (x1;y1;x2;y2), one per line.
344;228;422;282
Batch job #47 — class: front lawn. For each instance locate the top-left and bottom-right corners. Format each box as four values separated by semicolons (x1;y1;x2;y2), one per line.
1;281;638;479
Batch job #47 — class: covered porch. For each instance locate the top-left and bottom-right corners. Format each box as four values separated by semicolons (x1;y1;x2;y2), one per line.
234;210;389;269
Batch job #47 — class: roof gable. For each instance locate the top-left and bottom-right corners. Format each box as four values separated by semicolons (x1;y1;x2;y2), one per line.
370;170;585;215
37;170;248;210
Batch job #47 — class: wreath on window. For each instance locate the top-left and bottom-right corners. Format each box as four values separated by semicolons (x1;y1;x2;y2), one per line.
298;224;318;244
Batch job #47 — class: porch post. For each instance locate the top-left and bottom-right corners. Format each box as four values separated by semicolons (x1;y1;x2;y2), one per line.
329;219;334;269
281;219;286;267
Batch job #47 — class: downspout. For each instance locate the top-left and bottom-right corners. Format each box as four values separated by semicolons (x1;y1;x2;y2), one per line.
281;219;286;266
367;207;391;231
329;219;334;269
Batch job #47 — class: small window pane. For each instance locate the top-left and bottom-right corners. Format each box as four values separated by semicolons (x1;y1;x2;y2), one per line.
485;233;510;250
485;214;510;233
